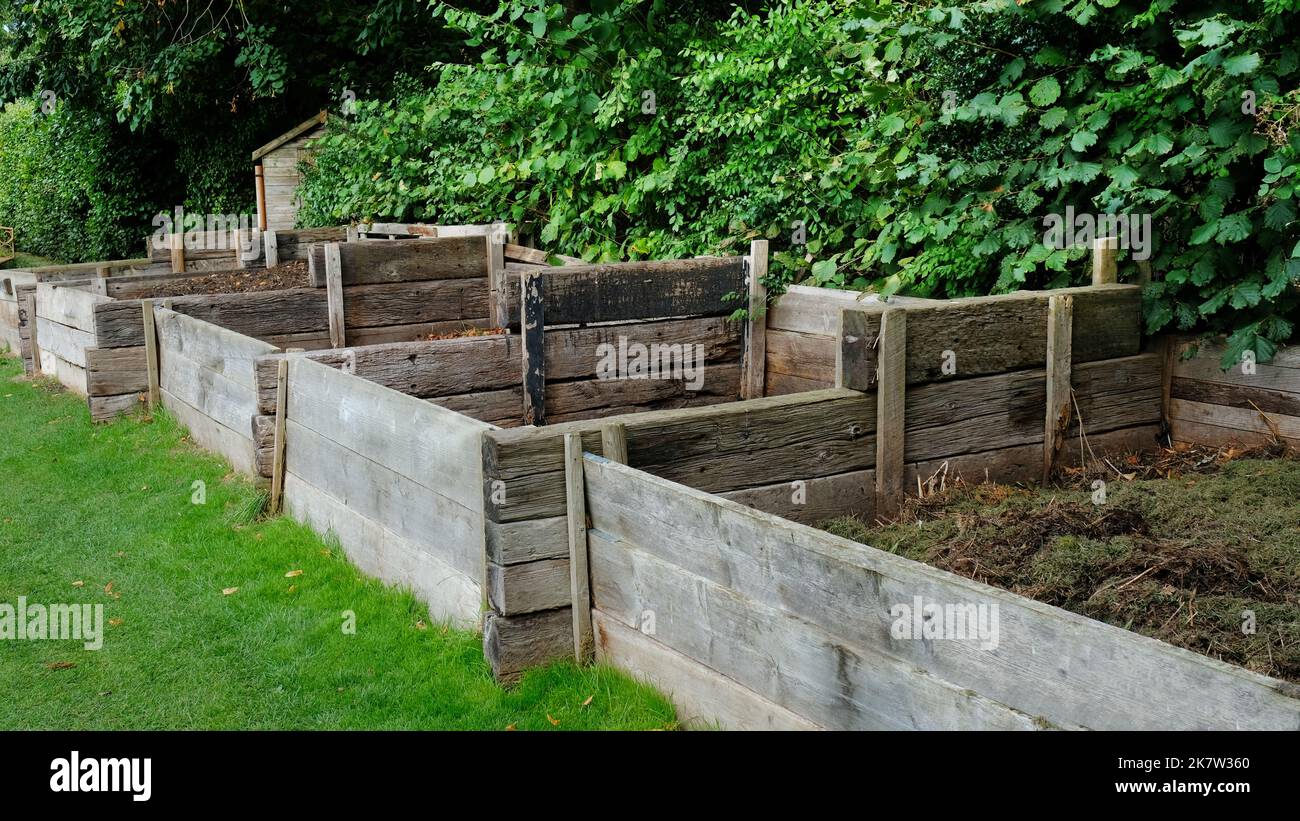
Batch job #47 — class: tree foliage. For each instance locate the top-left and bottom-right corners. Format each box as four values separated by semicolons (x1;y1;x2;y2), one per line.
301;0;1300;363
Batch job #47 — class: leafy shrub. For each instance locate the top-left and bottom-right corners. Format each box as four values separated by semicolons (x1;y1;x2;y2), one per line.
0;99;164;261
297;0;1300;361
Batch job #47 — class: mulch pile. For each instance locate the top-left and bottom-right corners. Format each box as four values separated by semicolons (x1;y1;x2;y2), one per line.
128;260;309;299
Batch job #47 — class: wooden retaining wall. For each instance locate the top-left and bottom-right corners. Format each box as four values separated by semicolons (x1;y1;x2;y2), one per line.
278;357;491;625
578;454;1300;729
479;283;1159;681
153;308;280;476
1168;337;1299;450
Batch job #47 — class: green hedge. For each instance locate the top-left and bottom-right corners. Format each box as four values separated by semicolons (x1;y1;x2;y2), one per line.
299;0;1300;364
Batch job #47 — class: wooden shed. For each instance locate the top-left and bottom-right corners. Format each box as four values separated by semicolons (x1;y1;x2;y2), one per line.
252;112;327;231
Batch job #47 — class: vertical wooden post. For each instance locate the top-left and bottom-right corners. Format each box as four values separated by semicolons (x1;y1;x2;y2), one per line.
26;293;41;376
600;422;628;464
254;165;267;232
346;225;359;243
169;232;186;274
741;239;769;399
1092;236;1118;285
324;242;346;349
874;308;907;520
91;268;108;296
1043;294;1074;484
836;308;875;390
521;271;546;425
563;433;593;663
487;234;509;331
263;230;279;268
268;358;289;515
1161;335;1178;446
142;299;160;410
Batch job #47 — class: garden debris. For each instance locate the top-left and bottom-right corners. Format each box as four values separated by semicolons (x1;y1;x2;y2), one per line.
425;326;506;340
129;260;309;299
823;453;1300;683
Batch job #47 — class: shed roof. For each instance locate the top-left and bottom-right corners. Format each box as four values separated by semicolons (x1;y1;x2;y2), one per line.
252;111;328;162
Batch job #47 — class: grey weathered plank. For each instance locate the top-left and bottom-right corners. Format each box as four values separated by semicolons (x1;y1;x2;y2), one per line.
583;455;1300;730
565;432;593;661
284;419;482;579
285;357;490;512
154;308;278;388
1043;294;1073;482
594;611;822;730
94;278;488;348
308;236;485;286
874;308;906;518
504;257;745;325
741;240;768;399
590;527;1051;731
487;557;571;616
160;387;256;475
85;346;147;396
282;471;480;626
34;317;94;369
36;283;108;333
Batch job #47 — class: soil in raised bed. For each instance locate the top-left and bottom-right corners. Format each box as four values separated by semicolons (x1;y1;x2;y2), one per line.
128;260;308;299
823;442;1300;683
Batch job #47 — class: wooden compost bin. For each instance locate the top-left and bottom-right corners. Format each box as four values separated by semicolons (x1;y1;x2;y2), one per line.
1166;336;1299;450
43;228;1295;729
24;231;513;422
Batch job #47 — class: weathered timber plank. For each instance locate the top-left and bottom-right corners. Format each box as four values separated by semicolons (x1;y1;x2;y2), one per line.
594;611;823;730
85;346;147;396
282;472;480;626
482;389;871;523
487;558;571;616
88;392;143;422
284;419;482;579
583;456;1300;730
1169;398;1300;443
769;329;837;385
721;469;875;525
34;317;94;369
1170;377;1300;418
485;516;569;566
505;257;745;325
741;240;768;399
36;283;108;333
589;527;1051;731
285;357;490;511
308;236;485;286
155;309;278;388
483;607;574;684
159;347;259;437
93;279;488;348
161;387;256;475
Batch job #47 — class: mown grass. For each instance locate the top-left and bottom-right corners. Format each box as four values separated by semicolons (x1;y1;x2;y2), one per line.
3;251;60;269
0;356;676;729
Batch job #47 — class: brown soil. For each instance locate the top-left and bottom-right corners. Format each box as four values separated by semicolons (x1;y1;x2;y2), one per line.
824;444;1300;683
425;326;507;341
129;261;309;299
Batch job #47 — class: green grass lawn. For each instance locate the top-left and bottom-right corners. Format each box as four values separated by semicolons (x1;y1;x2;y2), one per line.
3;250;60;269
0;356;676;730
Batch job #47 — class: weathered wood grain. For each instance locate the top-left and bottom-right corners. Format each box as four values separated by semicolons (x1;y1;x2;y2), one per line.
594;611;823;730
505;257;745;325
308;236;486;286
34;317;94;369
583;455;1300;730
285;357;490;512
487;557;571;616
874;309;906;519
282;472;480;627
85;346;147;396
564;432;593;661
94;278;488;348
161;387;256;475
483;607;574;684
741;240;768;399
36;283;108;333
